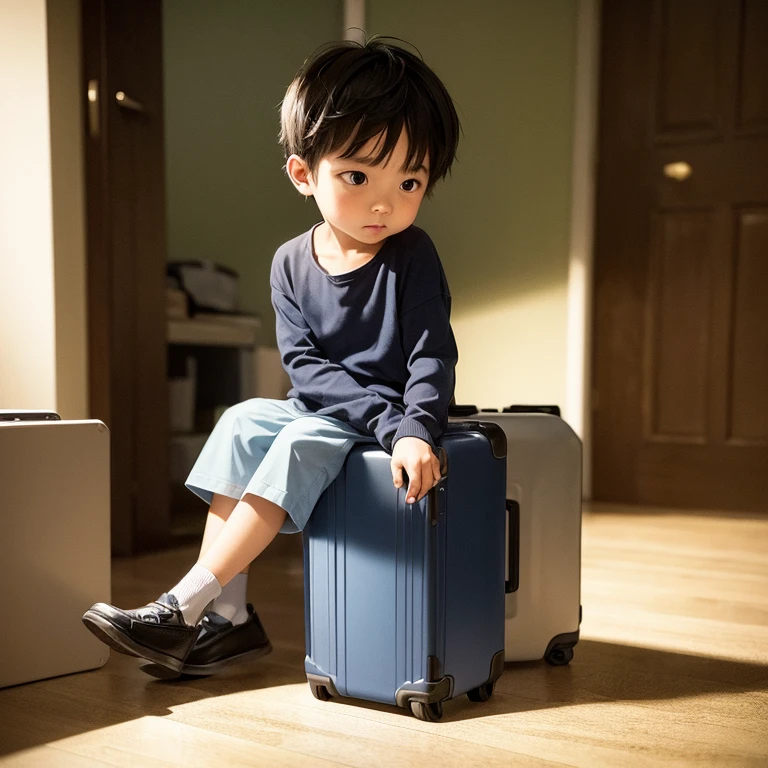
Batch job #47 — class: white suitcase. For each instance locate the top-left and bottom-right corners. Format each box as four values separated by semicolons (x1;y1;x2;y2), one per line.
449;405;582;665
0;411;111;688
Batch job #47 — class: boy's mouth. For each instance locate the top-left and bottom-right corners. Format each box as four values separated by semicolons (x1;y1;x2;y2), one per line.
364;225;386;231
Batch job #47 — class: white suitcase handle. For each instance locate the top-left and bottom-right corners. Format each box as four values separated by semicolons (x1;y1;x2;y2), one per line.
506;499;519;594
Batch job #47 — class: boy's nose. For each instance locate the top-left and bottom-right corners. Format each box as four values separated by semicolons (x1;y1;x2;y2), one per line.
371;198;392;215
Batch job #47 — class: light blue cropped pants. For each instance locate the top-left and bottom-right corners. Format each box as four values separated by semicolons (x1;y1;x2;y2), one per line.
186;398;376;534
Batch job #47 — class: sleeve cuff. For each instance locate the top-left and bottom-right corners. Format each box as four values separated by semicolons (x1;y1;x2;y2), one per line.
392;417;436;449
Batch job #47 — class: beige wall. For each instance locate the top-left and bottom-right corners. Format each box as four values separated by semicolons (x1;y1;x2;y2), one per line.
0;0;88;419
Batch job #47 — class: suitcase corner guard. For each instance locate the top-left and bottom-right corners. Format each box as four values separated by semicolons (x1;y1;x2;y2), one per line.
306;672;340;698
543;630;580;666
488;649;505;685
395;675;453;708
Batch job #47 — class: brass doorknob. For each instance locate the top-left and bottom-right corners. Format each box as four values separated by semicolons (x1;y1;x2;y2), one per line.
663;162;692;181
115;91;146;113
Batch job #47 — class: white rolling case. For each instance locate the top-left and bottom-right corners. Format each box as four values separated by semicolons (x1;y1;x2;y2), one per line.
449;405;582;665
0;411;111;688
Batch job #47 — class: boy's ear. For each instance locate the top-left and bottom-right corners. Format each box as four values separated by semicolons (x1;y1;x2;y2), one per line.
286;155;314;197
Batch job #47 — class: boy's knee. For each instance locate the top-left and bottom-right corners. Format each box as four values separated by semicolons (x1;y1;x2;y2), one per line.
275;415;327;440
220;397;271;423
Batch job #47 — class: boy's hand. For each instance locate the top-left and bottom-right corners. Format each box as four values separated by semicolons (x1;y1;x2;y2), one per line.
391;437;441;504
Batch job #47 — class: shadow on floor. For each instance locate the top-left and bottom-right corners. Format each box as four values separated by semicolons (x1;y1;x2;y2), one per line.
312;638;768;723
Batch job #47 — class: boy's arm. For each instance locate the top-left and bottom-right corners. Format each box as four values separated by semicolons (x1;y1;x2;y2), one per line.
388;292;457;504
272;287;404;450
391;292;458;450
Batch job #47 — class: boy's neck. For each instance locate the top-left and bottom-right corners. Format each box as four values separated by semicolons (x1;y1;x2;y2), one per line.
312;222;387;275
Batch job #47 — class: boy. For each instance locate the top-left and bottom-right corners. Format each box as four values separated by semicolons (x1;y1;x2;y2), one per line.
83;36;460;678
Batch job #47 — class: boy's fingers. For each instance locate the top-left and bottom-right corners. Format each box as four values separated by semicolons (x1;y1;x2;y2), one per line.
391;462;403;489
405;464;421;504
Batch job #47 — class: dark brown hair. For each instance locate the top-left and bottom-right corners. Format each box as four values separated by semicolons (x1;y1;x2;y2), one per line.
279;36;460;197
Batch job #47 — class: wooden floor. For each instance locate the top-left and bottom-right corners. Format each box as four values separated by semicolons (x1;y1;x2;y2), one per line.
1;503;767;767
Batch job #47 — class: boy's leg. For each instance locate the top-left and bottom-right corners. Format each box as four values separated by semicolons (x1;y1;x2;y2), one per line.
199;493;241;563
199;493;286;586
81;398;303;674
135;492;284;678
200;494;250;626
168;492;285;629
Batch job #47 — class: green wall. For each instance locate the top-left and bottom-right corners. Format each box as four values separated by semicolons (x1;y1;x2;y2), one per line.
368;0;578;406
163;0;342;339
164;1;578;407
369;0;577;308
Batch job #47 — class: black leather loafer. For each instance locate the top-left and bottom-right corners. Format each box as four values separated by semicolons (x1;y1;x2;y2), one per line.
82;593;200;676
140;604;271;678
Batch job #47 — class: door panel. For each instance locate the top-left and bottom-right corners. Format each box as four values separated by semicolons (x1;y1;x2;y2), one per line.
593;0;768;512
646;210;714;441
737;0;768;134
654;0;721;137
730;208;768;442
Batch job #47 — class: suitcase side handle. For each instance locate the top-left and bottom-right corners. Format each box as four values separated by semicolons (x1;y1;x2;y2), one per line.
502;404;561;417
437;446;448;480
506;499;520;593
0;411;61;422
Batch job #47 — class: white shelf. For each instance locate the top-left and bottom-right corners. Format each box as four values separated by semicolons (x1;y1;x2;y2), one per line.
167;318;258;347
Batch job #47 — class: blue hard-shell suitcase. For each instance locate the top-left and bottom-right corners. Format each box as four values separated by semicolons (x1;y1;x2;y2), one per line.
303;421;509;721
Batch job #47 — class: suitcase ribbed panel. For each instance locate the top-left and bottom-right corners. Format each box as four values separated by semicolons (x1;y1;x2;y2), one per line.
343;450;429;703
441;433;506;694
305;478;340;683
395;495;427;694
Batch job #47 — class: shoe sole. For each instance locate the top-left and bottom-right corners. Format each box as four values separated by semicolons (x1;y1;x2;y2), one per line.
139;641;273;678
82;610;187;676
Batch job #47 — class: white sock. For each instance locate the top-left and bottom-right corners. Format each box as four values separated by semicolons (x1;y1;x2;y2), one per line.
167;563;222;626
210;572;250;626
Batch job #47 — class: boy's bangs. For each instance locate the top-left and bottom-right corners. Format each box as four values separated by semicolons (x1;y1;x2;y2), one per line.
335;115;430;175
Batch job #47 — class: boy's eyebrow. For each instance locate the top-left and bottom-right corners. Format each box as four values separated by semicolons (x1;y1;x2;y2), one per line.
336;155;429;174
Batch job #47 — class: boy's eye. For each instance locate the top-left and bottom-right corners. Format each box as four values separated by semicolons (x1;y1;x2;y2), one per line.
341;171;367;186
400;179;421;192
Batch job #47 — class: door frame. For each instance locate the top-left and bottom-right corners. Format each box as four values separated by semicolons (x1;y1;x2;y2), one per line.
82;0;170;555
566;0;601;500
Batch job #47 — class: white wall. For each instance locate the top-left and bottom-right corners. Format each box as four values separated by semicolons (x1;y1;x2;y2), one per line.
0;0;88;418
0;0;57;411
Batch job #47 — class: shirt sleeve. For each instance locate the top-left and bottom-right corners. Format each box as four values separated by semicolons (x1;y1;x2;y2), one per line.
391;241;458;449
272;286;405;451
391;293;458;449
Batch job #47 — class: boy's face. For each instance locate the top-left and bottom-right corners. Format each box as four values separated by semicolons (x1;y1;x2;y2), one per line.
287;129;429;254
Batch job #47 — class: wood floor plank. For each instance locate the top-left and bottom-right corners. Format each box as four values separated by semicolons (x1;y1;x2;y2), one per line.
1;506;767;767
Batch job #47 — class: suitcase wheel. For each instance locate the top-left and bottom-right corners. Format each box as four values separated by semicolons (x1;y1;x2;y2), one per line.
410;700;443;722
545;646;574;666
466;681;495;703
309;682;332;701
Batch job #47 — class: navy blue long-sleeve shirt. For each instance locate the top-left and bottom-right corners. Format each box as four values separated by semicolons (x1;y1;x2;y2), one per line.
270;223;458;452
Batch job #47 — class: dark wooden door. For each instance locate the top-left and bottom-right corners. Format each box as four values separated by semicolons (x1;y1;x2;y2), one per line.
593;0;768;512
83;0;170;553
